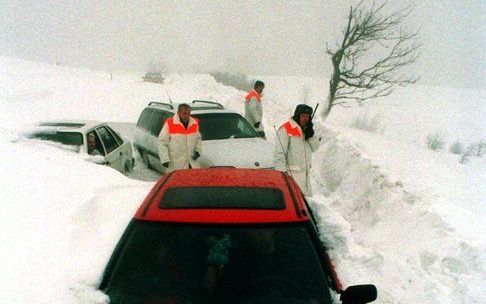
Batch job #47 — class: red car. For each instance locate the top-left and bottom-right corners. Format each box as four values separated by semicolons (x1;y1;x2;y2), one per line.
100;168;377;304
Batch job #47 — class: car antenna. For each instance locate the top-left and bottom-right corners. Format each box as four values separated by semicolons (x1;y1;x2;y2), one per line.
275;125;306;217
164;86;173;104
311;103;319;120
273;125;293;177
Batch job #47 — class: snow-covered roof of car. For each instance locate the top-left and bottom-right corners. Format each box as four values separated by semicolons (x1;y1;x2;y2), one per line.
32;120;107;133
135;168;310;224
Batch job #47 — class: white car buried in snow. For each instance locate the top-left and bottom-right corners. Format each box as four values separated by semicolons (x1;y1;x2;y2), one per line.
23;120;135;175
133;100;274;173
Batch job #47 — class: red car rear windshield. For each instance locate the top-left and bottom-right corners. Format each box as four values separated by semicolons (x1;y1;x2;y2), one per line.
160;187;285;209
101;221;333;304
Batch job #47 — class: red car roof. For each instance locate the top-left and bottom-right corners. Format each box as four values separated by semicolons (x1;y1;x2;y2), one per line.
135;168;310;224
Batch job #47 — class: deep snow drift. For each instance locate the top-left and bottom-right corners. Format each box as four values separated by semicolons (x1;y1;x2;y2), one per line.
0;56;484;303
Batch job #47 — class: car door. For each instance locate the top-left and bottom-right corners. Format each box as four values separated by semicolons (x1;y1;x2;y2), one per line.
146;110;172;170
134;108;154;152
107;125;132;167
95;125;124;173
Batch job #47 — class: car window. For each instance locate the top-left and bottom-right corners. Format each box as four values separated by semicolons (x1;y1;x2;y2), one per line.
102;222;333;304
137;108;153;130
148;110;171;136
192;113;259;140
30;131;83;148
96;126;120;155
160;187;285;209
87;130;106;156
236;119;255;135
106;126;124;145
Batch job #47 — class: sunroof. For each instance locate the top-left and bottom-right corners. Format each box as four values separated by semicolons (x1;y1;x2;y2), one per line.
160;187;285;209
39;122;85;128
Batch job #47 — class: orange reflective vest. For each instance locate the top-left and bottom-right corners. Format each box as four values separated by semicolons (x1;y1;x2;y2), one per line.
166;117;199;135
245;89;261;102
282;121;303;137
158;115;202;173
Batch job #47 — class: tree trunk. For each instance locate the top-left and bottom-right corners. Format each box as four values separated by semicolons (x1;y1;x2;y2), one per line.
322;51;342;121
320;94;332;120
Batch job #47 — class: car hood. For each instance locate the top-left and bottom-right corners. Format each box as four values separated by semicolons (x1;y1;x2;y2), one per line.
199;137;274;168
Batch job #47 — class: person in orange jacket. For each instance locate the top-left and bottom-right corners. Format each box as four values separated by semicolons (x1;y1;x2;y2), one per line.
274;104;321;196
158;104;202;173
245;80;265;137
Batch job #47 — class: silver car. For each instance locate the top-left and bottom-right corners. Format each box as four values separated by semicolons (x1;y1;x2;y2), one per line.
133;100;274;173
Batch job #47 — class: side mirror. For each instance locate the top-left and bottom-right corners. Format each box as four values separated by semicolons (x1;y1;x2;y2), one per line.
340;284;377;304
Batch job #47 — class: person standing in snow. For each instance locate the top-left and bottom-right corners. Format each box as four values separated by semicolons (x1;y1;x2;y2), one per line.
245;80;265;138
158;103;202;173
274;104;320;196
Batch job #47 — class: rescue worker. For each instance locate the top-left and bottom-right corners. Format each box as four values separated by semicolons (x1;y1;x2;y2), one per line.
158;103;202;172
245;80;265;137
274;104;320;196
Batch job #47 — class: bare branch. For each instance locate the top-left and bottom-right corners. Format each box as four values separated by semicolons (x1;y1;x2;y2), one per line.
323;1;421;118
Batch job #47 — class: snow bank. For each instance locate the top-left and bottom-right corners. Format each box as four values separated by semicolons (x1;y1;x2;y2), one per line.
0;56;243;133
0;133;151;303
310;127;485;303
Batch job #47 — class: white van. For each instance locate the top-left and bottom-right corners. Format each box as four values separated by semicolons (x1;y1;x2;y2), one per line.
133;100;274;173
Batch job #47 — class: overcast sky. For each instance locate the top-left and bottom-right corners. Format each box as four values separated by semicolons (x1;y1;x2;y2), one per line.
1;0;484;88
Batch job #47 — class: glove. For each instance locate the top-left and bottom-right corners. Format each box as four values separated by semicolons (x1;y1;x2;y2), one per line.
162;162;170;168
304;121;314;139
254;122;260;128
193;151;200;160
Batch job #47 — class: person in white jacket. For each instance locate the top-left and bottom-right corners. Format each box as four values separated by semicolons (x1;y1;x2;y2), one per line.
158;104;202;173
274;104;320;196
245;80;265;138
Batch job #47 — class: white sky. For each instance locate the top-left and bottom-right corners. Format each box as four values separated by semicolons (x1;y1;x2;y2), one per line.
0;0;484;88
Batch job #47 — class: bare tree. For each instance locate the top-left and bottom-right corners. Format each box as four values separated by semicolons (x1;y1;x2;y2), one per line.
322;1;421;119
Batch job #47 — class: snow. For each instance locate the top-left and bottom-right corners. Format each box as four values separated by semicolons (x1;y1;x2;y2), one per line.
309;128;485;303
0;55;484;303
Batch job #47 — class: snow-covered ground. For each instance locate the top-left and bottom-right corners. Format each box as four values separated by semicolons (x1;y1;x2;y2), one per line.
0;56;484;303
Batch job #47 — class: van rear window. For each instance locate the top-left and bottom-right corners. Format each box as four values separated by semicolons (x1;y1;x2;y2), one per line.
160;187;285;209
137;108;153;129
